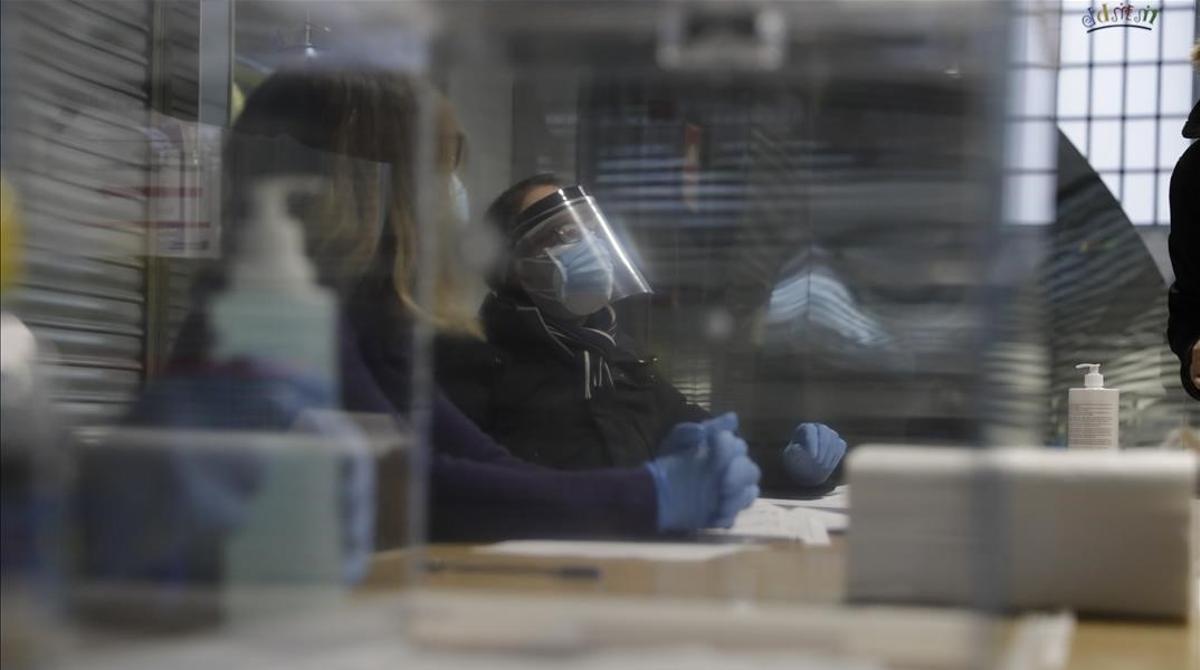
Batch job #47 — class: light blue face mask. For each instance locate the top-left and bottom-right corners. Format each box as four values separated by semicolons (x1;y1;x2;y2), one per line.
450;172;469;226
449;173;503;274
517;239;616;316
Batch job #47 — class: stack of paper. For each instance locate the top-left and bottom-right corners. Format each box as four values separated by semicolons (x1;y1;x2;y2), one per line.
708;498;846;545
767;484;849;512
753;484;851;535
847;446;1196;618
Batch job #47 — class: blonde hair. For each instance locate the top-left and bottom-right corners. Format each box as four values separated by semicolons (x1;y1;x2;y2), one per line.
229;67;481;337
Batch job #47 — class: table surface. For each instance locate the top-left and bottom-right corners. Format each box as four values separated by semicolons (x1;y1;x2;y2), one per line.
364;538;1197;669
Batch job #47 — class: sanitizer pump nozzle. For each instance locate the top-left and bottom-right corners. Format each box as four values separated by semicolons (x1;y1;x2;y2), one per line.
228;177;322;290
1075;363;1104;389
211;176;337;395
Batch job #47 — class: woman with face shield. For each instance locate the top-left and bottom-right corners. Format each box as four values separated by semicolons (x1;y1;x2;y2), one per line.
80;66;760;585
435;175;847;493
506;185;650;320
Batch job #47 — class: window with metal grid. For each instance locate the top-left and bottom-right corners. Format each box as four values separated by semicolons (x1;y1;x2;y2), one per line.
1055;1;1196;226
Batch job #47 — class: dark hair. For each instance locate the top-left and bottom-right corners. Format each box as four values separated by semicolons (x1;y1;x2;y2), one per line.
479;173;563;291
483;173;563;242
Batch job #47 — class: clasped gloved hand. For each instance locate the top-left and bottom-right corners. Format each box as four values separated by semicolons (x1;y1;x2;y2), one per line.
644;412;761;532
781;422;847;486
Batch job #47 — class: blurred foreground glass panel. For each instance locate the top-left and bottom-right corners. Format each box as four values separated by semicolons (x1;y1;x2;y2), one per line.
429;1;1023;667
0;0;426;657
1;1;1195;669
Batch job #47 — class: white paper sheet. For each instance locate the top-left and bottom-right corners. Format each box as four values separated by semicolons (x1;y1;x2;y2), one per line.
804;508;848;533
477;541;758;562
761;485;849;512
707;500;840;545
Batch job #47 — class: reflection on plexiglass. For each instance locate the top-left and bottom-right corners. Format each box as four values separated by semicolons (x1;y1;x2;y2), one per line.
0;2;1195;669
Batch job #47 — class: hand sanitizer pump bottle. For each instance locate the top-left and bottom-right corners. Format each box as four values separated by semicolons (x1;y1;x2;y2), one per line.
210;177;337;396
1067;363;1119;450
210;177;349;617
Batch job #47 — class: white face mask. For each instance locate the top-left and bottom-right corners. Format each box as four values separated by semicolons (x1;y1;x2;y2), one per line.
451;173;502;276
450;172;469;226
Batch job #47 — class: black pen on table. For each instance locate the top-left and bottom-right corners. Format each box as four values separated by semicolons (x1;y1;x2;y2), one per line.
423;559;601;581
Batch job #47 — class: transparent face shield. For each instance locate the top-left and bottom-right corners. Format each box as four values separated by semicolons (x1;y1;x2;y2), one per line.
510;185;651;316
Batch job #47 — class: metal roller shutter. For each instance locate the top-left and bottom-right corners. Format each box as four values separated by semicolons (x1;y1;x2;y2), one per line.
1;0;199;436
153;0;205;366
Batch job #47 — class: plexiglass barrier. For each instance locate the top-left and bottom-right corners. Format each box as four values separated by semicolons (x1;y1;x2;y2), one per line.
1;2;1195;669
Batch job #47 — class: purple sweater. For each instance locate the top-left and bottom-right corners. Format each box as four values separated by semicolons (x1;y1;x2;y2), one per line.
162;311;659;542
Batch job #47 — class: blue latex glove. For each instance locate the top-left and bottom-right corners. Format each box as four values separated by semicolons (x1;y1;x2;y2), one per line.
645;412;761;532
781;422;847;486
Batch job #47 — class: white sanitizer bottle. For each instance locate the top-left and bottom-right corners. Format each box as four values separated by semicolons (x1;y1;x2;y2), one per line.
211;176;346;616
1067;363;1119;450
210;177;337;395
